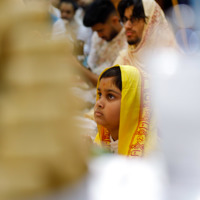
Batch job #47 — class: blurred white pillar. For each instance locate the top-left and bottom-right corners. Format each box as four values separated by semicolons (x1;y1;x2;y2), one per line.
150;49;200;200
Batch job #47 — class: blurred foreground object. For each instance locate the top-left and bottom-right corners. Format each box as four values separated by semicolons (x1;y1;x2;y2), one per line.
0;1;88;199
87;155;166;200
150;49;200;200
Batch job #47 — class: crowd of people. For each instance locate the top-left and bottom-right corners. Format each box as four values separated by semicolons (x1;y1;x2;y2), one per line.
2;0;178;165
74;0;177;156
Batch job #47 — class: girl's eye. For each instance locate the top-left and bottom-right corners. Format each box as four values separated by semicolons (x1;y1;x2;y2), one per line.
107;94;115;100
98;92;102;98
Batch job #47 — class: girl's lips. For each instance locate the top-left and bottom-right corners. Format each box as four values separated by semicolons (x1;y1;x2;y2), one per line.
94;111;103;117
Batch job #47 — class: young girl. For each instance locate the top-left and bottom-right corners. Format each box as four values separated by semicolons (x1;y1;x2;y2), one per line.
94;65;157;157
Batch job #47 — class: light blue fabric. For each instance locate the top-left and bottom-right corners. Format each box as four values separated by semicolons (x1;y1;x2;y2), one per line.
50;13;59;25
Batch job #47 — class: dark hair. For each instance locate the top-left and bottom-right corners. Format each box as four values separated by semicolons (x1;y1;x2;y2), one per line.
83;0;116;27
100;66;122;91
60;0;78;12
118;0;146;20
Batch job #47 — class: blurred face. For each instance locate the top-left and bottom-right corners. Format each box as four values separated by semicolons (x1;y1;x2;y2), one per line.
123;5;145;46
60;2;75;21
94;77;121;132
92;18;119;41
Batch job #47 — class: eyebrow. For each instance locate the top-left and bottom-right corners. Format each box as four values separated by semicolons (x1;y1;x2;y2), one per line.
97;88;121;95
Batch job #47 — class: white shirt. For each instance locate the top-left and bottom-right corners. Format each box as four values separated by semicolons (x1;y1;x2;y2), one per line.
110;136;118;154
87;28;127;75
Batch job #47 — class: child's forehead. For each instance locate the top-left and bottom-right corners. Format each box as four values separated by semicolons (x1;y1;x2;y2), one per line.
98;77;121;92
99;77;116;86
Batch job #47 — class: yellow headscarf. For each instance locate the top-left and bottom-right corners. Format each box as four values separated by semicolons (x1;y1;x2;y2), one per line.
95;65;157;157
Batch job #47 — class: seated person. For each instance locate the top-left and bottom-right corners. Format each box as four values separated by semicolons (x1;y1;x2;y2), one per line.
72;0;127;86
114;0;177;70
59;0;79;37
59;0;87;56
94;65;158;156
83;0;127;75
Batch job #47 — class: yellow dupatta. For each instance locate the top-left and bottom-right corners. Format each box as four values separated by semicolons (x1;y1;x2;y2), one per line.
95;65;157;157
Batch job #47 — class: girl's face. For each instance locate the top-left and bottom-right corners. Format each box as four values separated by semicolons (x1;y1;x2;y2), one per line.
94;77;121;132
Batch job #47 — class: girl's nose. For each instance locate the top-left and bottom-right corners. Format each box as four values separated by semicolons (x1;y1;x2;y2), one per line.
96;98;104;108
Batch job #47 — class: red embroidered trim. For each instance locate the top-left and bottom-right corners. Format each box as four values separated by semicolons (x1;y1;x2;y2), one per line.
128;69;151;157
101;127;111;148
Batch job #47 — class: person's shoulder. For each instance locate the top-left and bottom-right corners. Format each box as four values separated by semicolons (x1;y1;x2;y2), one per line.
113;48;128;65
50;13;59;24
53;18;66;30
91;32;104;43
119;48;129;59
77;26;92;41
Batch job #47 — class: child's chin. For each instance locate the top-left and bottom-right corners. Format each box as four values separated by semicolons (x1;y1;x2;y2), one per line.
95;118;105;127
94;119;101;125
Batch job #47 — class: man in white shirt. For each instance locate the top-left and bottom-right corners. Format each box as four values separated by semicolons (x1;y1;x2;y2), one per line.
83;0;127;76
74;0;127;86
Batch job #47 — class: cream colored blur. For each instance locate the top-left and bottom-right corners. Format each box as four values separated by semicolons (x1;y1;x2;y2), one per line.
0;1;88;199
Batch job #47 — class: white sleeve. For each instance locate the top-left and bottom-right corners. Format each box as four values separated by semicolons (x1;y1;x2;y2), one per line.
51;19;68;40
87;32;99;69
